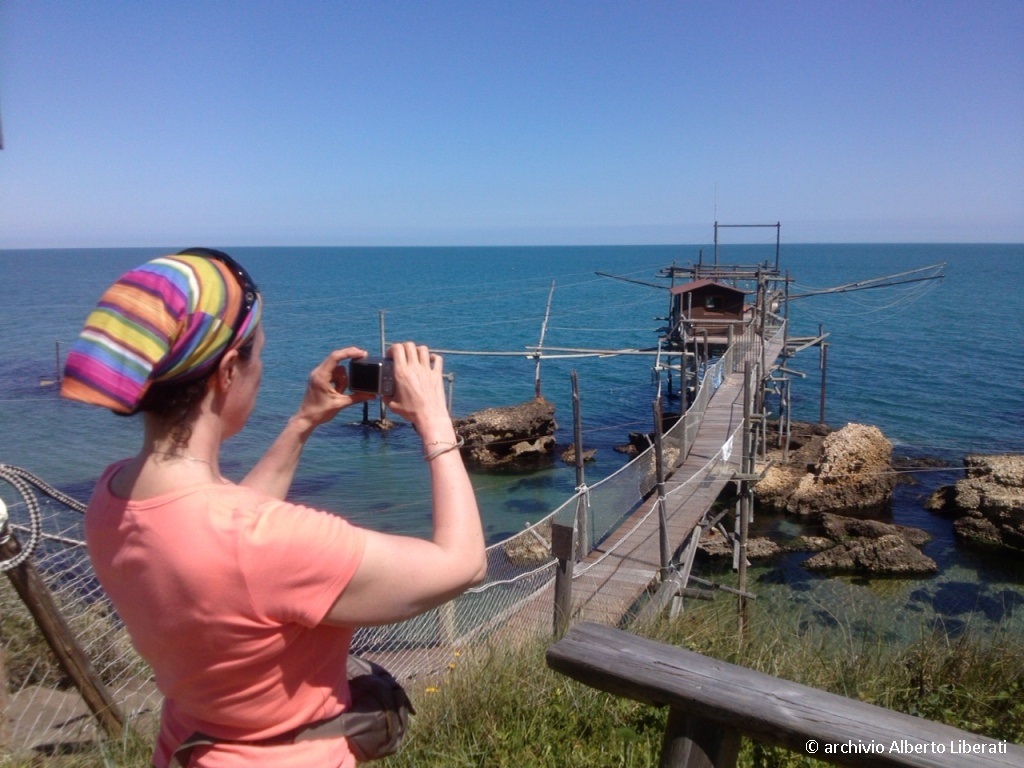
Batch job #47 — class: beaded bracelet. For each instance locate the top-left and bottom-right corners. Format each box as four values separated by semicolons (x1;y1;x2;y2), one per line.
423;436;465;462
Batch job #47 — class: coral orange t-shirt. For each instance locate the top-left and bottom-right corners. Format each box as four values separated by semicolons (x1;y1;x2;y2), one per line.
85;462;367;767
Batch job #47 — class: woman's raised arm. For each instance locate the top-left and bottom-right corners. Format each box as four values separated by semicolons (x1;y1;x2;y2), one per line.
321;342;486;626
242;347;374;499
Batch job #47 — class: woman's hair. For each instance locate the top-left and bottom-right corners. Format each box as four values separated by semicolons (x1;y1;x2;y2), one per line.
134;337;256;449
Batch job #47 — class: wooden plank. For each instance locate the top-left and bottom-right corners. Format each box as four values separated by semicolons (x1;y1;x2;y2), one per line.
548;623;1024;768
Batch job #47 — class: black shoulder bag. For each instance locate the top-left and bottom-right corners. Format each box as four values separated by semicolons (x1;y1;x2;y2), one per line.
170;656;414;766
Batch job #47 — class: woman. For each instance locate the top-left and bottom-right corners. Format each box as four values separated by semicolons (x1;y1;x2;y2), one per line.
61;249;486;767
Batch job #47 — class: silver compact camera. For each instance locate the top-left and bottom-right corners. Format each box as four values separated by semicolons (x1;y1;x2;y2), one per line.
348;356;395;397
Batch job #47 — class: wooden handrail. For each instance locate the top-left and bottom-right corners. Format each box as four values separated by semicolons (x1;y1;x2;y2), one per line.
547;622;1024;768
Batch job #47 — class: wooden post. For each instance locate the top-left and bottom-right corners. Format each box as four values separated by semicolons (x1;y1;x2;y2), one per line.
1;529;125;739
819;338;829;426
783;269;790;359
535;280;556;399
444;372;455;413
782;377;792;462
551;523;575;637
652;399;670;574
738;363;752;639
571;372;588;562
660;707;741;768
680;406;691;468
378;310;387;423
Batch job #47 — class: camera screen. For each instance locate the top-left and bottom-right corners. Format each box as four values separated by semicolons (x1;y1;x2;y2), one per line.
349;359;383;393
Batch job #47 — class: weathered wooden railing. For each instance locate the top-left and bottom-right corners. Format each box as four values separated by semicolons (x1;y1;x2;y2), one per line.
547;623;1024;768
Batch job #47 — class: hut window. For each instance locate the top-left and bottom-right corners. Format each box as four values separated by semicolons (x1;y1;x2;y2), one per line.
705;295;723;311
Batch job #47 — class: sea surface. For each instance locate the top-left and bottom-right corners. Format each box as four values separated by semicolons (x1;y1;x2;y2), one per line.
1;243;1022;640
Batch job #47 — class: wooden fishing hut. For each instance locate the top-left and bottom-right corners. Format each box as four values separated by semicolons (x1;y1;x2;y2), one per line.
660;223;785;357
656;223;790;421
667;279;751;352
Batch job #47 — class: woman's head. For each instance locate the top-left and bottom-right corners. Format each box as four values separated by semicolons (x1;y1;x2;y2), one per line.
61;248;263;423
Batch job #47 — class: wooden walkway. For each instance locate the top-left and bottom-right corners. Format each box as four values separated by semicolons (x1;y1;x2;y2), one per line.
505;331;786;635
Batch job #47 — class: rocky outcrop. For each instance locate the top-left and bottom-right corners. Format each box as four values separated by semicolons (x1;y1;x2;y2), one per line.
801;512;937;575
454;397;557;469
926;454;1024;553
755;422;896;516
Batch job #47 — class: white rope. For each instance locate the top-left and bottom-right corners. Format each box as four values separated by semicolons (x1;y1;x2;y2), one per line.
0;466;44;571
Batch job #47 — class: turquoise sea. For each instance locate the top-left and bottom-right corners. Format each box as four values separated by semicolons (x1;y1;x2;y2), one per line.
1;243;1022;639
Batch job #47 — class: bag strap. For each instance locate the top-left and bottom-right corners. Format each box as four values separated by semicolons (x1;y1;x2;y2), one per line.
169;712;352;768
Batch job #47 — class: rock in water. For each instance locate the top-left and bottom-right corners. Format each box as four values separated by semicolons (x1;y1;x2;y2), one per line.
454;397;558;469
756;422;896;515
927;453;1024;552
803;533;938;575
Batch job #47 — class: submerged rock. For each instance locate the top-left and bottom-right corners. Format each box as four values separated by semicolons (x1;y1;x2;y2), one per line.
454;397;557;469
694;509;936;575
503;521;553;567
926;453;1024;553
560;444;597;465
800;512;937;576
803;533;938;576
696;527;781;560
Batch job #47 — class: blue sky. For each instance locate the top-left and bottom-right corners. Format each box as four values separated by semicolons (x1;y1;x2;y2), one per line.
1;0;1022;247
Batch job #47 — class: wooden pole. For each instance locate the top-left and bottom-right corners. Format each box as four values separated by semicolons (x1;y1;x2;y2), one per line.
660;707;741;768
535;280;556;399
1;529;125;739
738;362;752;640
758;273;768;460
680;399;691;468
378;311;387;423
444;372;455;413
819;331;828;425
571;372;588;562
652;399;670;575
551;523;575;637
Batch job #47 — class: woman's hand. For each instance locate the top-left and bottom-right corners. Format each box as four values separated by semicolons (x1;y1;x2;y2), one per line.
294;347;376;431
382;342;454;440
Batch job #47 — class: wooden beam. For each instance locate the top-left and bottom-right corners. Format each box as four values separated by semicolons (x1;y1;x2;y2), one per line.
547;622;1024;768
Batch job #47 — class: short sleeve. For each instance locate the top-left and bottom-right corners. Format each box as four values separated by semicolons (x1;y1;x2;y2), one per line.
240;499;367;626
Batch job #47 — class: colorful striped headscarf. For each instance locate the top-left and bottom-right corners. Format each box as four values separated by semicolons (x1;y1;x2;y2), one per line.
61;252;262;414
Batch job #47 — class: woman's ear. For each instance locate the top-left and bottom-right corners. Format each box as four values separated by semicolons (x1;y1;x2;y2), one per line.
215;349;240;393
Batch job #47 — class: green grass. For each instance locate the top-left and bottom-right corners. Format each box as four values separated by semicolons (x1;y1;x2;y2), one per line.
4;597;1022;767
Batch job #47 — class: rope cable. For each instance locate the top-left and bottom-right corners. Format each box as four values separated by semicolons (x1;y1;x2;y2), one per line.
0;466;44;571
